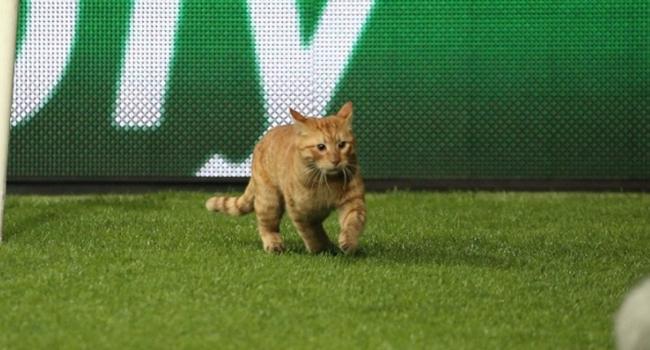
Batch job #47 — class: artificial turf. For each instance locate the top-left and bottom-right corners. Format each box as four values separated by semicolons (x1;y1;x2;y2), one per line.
0;191;648;349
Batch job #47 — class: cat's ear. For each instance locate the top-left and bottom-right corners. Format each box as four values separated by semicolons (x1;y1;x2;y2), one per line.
289;108;308;123
336;101;353;121
290;108;310;134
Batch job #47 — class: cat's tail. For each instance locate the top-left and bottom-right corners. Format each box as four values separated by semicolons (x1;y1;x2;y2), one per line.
205;181;255;216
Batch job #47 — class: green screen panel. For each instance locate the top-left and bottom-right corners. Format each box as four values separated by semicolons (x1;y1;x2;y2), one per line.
8;0;650;180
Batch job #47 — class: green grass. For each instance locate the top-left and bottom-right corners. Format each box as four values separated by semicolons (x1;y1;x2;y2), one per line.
1;191;649;349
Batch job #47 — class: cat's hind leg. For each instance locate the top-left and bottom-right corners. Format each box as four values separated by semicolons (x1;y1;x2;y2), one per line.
254;188;285;253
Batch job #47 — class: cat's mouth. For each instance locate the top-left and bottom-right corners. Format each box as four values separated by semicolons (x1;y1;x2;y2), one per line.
325;169;341;175
311;163;352;178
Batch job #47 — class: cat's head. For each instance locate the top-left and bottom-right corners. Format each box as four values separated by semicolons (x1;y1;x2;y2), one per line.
289;102;357;176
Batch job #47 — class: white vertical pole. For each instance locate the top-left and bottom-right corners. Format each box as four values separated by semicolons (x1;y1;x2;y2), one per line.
0;0;20;242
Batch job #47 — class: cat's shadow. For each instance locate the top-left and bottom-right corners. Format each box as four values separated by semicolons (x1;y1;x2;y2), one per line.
278;235;515;269
368;238;513;269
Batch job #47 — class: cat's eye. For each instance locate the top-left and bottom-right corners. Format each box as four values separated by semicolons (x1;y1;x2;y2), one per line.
316;144;326;151
338;141;347;149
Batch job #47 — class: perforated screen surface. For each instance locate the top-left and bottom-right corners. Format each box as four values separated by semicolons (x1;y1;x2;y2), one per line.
8;0;650;180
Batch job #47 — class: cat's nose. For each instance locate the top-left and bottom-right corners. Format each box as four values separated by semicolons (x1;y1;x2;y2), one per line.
332;159;340;166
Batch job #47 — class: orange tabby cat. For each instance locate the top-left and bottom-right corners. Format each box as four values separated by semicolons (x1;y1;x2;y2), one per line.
205;102;366;254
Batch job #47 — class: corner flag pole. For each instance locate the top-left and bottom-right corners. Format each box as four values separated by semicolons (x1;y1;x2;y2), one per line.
0;0;19;242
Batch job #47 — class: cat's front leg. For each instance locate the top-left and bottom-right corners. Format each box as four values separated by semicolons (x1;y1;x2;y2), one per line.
337;190;366;254
286;205;334;254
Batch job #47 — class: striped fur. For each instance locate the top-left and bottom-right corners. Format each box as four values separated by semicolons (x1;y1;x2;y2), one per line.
205;102;366;254
205;181;255;216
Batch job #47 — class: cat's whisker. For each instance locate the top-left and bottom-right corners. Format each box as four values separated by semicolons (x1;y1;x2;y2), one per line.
324;172;333;191
346;163;358;172
348;167;354;183
317;169;329;191
309;169;320;189
309;174;317;188
319;170;324;188
303;167;315;180
303;162;320;188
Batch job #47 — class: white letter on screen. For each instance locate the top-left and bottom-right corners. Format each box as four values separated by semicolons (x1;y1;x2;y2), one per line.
11;0;78;127
113;0;181;129
197;0;374;177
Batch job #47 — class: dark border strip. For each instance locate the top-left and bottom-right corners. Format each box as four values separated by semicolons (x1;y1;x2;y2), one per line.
366;178;650;192
7;177;650;194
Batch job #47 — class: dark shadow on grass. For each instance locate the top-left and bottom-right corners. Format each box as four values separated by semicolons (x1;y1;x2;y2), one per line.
3;196;166;242
240;238;371;259
364;235;644;269
242;231;512;267
364;236;519;269
3;211;60;242
235;233;511;268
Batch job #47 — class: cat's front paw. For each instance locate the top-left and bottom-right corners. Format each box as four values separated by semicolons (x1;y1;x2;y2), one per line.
338;235;359;255
307;241;337;255
263;241;286;254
